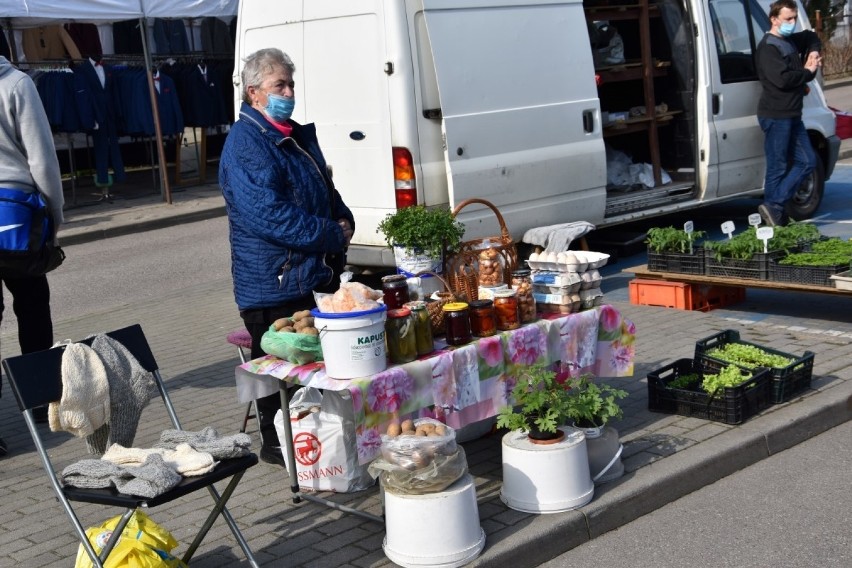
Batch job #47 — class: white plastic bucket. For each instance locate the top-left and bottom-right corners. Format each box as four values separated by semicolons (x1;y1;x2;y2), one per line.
312;306;387;379
501;427;594;513
383;473;485;568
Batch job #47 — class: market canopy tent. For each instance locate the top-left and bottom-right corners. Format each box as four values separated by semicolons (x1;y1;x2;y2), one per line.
1;0;238;202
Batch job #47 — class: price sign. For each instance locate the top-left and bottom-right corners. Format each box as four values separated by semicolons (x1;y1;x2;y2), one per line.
721;220;735;240
748;213;762;227
684;221;694;254
756;226;774;253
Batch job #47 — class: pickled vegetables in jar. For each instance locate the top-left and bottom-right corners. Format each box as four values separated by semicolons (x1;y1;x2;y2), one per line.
511;269;536;323
478;247;504;287
386;308;418;364
493;289;520;330
404;300;434;356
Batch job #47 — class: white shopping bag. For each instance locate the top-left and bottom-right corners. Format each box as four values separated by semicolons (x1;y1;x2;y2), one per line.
274;388;374;493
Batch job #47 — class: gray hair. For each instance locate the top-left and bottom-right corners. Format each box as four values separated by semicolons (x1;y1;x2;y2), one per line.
241;48;296;104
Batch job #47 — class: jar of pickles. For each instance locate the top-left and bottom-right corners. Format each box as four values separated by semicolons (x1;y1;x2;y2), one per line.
404;300;434;356
386;307;418;364
441;302;473;346
469;299;497;337
382;274;410;310
478;247;504;287
493;289;520;331
511;269;536;323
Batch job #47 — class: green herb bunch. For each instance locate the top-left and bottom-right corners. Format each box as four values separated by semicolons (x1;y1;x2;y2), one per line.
705;343;794;369
376;205;465;259
780;237;852;267
563;375;628;428
701;364;753;393
668;372;699;389
646;226;707;253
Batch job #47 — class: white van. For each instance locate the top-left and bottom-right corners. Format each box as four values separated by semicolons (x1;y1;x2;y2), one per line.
234;0;840;267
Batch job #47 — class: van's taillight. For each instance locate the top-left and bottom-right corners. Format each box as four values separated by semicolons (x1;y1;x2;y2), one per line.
393;147;417;209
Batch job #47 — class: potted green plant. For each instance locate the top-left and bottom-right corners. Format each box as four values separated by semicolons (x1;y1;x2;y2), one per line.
496;363;574;443
563;375;628;431
377;205;465;274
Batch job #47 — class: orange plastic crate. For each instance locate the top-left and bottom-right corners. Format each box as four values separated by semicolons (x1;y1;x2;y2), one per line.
629;279;744;311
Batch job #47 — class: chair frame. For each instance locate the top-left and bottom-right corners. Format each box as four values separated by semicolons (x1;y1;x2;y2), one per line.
2;324;260;567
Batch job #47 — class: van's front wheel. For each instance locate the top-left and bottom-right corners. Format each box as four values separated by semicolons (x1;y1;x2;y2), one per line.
786;153;825;221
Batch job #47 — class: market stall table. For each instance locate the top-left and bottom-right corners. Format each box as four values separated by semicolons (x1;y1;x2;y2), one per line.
234;305;635;519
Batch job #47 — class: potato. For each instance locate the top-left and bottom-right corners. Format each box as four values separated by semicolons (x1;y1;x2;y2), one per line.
281;326;295;333
273;318;291;331
434;425;447;436
301;327;319;336
292;310;312;321
415;429;427;437
420;423;436;433
401;419;415;433
387;423;401;437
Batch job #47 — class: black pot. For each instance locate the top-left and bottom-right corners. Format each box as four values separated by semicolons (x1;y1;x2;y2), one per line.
527;423;564;442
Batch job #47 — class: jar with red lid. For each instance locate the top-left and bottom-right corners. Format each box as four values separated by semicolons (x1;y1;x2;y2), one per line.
493;290;520;330
386;307;417;364
469;299;497;337
511;269;536;323
441;302;473;346
382;274;410;310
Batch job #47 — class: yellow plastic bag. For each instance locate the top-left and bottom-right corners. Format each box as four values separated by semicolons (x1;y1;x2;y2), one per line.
75;510;186;568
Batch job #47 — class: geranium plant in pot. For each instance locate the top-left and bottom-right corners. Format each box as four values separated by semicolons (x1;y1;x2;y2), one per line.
496;363;574;443
377;205;465;274
564;375;628;432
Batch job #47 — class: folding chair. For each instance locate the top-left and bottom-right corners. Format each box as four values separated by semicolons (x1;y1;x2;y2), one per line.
2;324;260;567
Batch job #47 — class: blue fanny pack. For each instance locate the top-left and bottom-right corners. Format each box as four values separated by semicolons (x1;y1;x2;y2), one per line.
0;188;64;277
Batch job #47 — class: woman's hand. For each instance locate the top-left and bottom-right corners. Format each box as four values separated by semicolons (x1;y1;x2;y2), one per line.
338;218;354;246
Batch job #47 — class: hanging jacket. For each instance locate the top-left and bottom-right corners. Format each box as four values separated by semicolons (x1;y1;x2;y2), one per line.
218;102;355;311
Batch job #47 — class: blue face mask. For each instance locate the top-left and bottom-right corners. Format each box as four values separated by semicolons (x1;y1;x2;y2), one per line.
778;22;796;37
264;93;295;123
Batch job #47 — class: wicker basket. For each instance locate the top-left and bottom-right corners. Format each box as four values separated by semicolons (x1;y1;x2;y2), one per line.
416;271;457;335
444;198;519;300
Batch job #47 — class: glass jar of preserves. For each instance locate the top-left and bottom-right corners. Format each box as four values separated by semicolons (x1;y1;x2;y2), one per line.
386;307;417;364
511;269;536;323
469;299;497;337
478;247;504;287
441;302;473;346
382;274;410;310
493;289;520;331
404;300;434;356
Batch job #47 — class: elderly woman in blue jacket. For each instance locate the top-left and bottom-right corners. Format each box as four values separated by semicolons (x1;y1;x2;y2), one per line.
219;48;354;466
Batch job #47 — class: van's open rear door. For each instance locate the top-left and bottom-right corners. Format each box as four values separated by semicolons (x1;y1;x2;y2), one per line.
422;0;607;230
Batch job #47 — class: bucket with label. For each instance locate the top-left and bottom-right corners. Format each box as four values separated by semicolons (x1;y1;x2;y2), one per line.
311;305;388;379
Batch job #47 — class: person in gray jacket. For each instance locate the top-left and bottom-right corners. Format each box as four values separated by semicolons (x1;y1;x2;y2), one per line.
219;48;354;466
0;56;65;451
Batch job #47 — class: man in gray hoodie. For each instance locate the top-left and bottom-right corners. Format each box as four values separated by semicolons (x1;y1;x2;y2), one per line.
0;56;65;454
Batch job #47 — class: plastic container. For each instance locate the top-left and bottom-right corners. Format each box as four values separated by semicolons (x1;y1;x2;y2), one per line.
404;301;434;356
311;305;388;379
493;289;520;330
386;307;418;365
383;474;485;567
442;302;473;346
382;274;411;310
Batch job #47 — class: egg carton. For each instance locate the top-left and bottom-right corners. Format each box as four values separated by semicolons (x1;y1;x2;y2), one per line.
533;292;581;305
534;282;582;295
579;287;604;309
580;269;602;291
530;270;582;287
573;251;610;270
526;250;610;272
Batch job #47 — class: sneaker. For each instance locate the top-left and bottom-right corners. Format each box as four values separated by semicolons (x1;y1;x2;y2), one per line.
0;436;7;457
260;445;287;467
758;204;780;227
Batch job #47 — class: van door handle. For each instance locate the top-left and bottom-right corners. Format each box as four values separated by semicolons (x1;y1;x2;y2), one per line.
712;94;720;115
583;110;595;133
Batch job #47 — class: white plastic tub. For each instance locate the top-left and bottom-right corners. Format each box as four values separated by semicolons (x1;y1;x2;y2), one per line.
312;306;387;379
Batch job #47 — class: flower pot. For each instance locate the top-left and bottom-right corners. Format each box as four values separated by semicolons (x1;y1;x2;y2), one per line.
383;473;485;568
500;427;594;513
393;246;444;299
572;422;624;484
527;424;566;444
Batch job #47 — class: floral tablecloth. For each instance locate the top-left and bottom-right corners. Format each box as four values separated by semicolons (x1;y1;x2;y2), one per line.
235;305;634;464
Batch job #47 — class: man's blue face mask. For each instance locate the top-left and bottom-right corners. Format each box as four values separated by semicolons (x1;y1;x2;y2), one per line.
264;93;295;123
778;21;796;37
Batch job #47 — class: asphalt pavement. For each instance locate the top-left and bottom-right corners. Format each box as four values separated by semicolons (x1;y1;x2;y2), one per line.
0;86;851;567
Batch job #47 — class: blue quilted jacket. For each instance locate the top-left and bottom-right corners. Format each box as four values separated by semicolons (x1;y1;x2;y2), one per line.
219;103;354;311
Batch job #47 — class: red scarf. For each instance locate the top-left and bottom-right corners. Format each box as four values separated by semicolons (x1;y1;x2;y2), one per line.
266;117;293;137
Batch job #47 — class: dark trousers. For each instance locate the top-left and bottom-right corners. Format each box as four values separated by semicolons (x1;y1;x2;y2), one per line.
91;123;126;185
0;275;53;355
241;296;316;448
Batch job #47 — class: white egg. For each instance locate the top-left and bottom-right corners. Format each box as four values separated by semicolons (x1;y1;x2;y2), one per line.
556;252;567;263
546;251;558;263
529;252;539;262
563;251;578;264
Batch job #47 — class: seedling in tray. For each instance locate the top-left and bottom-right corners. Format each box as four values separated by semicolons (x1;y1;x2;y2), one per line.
705;343;794;369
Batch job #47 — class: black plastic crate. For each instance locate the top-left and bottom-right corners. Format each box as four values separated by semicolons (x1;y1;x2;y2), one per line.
705;249;787;281
647;246;706;275
769;261;849;287
694;330;815;404
647;358;772;424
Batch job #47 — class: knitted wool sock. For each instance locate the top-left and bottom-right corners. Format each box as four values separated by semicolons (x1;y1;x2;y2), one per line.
49;343;111;438
86;334;155;454
62;459;122;489
157;427;252;459
111;453;181;498
102;443;157;467
168;443;217;476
